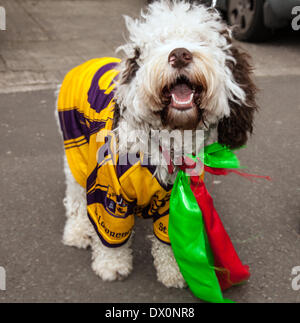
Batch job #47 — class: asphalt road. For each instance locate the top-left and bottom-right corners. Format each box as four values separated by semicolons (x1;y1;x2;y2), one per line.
0;0;300;303
1;72;300;304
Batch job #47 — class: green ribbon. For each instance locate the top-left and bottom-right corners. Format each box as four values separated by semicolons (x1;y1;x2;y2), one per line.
169;142;242;303
188;142;241;169
169;171;233;303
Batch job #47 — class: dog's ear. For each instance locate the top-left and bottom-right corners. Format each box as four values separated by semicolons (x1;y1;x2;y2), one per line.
120;48;141;84
217;45;258;149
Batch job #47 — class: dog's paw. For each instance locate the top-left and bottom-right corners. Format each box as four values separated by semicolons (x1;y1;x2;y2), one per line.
151;236;187;289
91;241;133;281
91;259;132;281
156;265;187;289
62;217;92;249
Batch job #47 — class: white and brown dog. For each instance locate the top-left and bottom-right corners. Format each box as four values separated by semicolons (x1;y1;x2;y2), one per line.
56;0;257;289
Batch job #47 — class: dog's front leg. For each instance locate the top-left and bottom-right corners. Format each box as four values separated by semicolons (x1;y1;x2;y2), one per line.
62;157;94;249
151;236;186;288
91;233;133;281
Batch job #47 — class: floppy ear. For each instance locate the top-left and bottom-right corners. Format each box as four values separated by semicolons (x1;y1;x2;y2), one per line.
217;45;258;149
120;48;141;84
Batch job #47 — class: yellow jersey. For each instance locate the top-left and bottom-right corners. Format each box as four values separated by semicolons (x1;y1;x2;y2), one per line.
57;58;172;247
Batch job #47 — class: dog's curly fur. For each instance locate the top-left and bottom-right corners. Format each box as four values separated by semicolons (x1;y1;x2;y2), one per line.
58;0;257;288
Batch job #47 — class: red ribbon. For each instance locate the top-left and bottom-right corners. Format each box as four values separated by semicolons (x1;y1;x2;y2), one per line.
189;177;250;290
178;162;266;290
204;166;271;181
168;149;270;290
161;146;269;289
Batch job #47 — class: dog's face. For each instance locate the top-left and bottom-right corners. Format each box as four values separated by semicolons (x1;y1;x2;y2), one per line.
115;0;257;149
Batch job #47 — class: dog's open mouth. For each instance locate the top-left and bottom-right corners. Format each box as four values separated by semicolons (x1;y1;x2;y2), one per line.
160;75;204;129
170;78;194;110
163;75;200;111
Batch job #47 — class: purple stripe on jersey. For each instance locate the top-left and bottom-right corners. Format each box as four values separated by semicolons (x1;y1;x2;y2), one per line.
116;154;138;179
87;62;119;113
65;139;88;150
86;165;99;191
59;109;107;141
152;209;170;223
89;117;113;136
115;153;154;177
87;186;107;206
59;109;89;141
116;154;172;191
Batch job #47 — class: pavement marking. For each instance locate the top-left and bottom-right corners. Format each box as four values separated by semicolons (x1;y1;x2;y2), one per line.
0;83;58;94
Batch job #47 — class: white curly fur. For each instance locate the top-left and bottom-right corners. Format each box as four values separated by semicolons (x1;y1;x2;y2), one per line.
58;0;248;289
115;1;246;122
114;0;247;185
150;236;186;288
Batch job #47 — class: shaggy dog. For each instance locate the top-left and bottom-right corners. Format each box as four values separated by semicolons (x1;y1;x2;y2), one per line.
56;0;257;289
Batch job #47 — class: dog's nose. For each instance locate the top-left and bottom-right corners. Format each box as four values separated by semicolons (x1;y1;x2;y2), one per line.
168;48;193;68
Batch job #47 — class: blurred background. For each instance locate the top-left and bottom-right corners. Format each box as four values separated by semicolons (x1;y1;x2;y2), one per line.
0;0;299;92
0;0;299;303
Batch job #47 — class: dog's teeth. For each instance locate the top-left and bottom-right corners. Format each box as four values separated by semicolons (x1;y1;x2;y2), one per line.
172;93;194;105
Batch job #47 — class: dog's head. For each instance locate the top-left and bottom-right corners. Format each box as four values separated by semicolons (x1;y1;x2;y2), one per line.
115;0;257;149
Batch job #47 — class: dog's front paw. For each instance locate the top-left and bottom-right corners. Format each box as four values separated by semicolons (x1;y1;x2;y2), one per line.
91;240;133;281
62;217;93;249
151;237;187;289
91;258;132;281
155;259;187;289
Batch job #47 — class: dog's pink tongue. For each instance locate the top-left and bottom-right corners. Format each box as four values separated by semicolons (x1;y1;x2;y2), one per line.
170;84;194;109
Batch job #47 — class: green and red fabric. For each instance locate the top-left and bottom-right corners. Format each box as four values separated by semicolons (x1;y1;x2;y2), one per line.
168;143;269;303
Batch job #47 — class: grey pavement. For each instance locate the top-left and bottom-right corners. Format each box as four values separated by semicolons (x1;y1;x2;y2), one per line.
0;0;145;93
0;0;300;303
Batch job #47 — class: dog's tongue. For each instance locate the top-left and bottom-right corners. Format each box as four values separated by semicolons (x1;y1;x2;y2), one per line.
170;83;194;109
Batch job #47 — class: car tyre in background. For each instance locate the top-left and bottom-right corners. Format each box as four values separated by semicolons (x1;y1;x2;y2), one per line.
227;0;270;41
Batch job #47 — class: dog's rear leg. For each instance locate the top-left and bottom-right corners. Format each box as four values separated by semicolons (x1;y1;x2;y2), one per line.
90;234;133;281
151;236;186;288
62;156;94;249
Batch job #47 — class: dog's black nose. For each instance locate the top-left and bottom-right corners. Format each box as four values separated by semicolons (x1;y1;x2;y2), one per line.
168;48;193;68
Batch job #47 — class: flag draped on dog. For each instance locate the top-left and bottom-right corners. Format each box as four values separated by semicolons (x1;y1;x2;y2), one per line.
169;143;257;303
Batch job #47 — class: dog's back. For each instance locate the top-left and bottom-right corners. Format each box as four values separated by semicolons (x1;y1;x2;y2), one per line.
57;57;121;187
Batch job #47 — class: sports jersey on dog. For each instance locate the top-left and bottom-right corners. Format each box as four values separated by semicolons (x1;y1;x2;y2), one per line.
57;58;172;247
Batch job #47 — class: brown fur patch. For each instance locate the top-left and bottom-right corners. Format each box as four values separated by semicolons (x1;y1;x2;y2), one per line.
120;48;141;84
218;43;258;149
112;102;121;130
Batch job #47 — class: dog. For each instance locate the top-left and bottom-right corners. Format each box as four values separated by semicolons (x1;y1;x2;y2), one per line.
56;0;257;289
